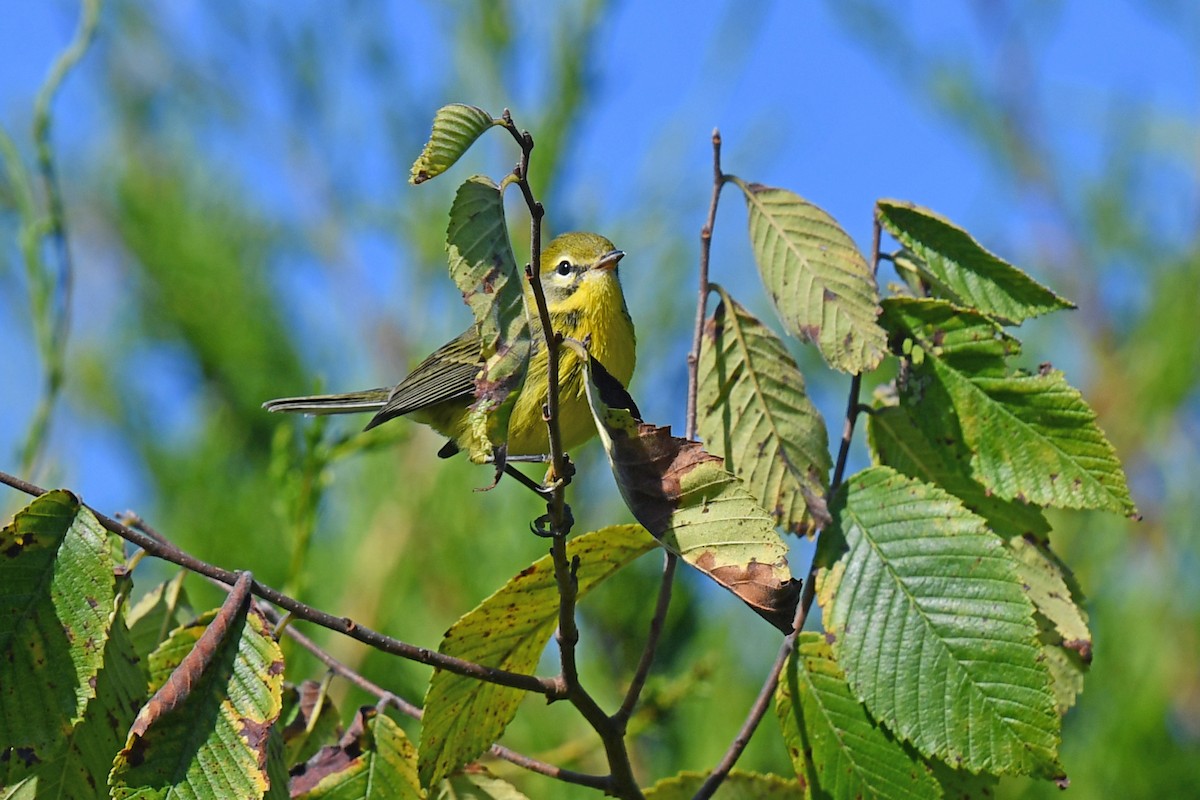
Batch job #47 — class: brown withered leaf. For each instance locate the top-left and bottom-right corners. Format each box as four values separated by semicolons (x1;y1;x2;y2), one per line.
290;705;421;798
572;343;801;631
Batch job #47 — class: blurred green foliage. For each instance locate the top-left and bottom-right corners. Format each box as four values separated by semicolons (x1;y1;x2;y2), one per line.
2;1;1198;796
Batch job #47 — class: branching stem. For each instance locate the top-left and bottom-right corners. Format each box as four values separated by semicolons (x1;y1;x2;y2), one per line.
695;216;882;800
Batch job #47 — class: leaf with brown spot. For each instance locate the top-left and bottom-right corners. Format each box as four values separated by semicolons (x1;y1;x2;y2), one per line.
110;576;286;799
733;178;886;373
698;284;832;535
575;344;800;632
409;103;497;184
0;491;117;761
445;176;531;461
419;525;656;788
290;706;421;799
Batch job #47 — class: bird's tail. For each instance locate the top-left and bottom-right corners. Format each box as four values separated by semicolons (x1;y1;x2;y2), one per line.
262;388;392;416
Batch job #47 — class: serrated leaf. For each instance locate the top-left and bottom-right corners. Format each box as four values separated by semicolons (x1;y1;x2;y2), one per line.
776;635;941;799
734;179;886;373
291;707;421;799
642;770;807;799
698;284;832;535
883;297;1136;515
868;403;1092;655
435;767;529;799
575;348;801;631
445;176;531;461
0;491;117;763
419;525;656;788
109;592;286;799
876;200;1074;324
815;467;1061;776
2;606;145;798
410;104;496;184
126;570;193;672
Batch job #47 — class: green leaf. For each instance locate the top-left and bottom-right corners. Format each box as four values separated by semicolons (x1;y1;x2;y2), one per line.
0;491;117;762
776;634;942;799
435;768;530;799
410;104;497;184
109;600;286;799
126;570;193;673
868;404;1092;656
734;179;886;373
2;607;145;798
643;770;807;799
291;707;421;799
419;525;656;788
816;467;1061;776
876;200;1074;324
1036;616;1088;717
882;297;1136;515
698;284;832;535
445;175;531;461
575;347;801;631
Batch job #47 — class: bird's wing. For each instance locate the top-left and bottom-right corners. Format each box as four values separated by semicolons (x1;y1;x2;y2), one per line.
364;328;481;429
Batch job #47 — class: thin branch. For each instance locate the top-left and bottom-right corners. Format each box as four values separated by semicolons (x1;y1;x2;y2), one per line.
685;129;724;441
614;551;676;725
499;110;643;800
617;130;727;731
0;469;559;698
694;215;882;800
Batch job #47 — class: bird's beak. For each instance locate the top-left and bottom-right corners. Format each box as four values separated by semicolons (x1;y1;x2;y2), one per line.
594;249;625;271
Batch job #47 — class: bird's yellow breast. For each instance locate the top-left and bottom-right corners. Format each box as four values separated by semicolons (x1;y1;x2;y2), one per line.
505;269;636;456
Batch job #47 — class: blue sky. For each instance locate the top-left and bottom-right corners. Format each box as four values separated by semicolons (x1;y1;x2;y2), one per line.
2;0;1196;514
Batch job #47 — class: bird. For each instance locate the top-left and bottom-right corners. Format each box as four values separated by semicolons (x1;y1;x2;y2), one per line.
263;231;636;461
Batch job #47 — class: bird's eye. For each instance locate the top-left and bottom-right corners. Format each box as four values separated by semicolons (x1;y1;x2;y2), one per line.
555;260;572;276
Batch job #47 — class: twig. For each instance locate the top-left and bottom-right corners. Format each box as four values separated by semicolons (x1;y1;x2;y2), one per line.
500;110;643;800
685;130;724;438
614;551;676;725
0;469;560;698
694;215;882;800
617;131;726;731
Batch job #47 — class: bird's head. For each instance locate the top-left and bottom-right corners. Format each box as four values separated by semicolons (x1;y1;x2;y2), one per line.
537;231;626;313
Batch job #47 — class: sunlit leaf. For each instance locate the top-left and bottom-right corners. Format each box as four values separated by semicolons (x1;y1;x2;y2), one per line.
816;467;1061;777
882;297;1136;515
444;176;531;461
576;346;801;631
410;104;497;184
734;179;886;373
876;200;1074;324
291;707;421;799
642;770;807;799
0;491;117;763
776;635;941;799
110;588;286;799
698;284;831;535
419;525;656;789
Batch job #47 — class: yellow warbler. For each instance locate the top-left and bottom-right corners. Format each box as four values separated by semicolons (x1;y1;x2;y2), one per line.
264;232;635;457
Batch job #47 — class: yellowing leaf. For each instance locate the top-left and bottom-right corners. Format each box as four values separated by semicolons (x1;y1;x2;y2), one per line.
735;180;886;373
410;104;496;184
419;525;656;788
576;346;801;632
